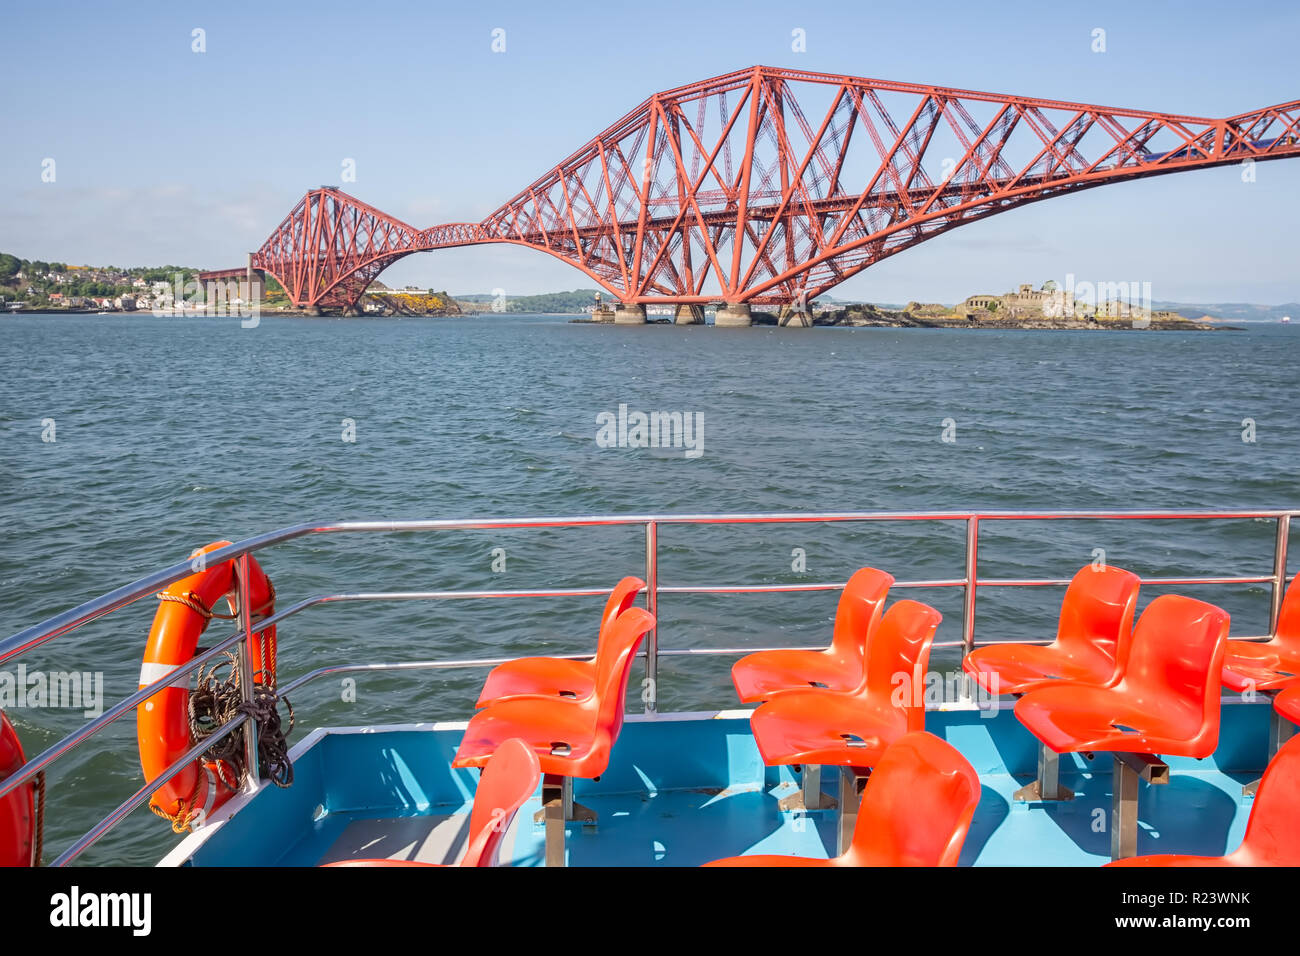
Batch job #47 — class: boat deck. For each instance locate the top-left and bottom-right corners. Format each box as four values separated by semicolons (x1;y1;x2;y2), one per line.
163;700;1270;867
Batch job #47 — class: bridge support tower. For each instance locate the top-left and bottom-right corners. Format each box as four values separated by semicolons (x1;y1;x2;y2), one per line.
614;303;647;324
714;303;752;327
674;304;705;325
779;306;814;327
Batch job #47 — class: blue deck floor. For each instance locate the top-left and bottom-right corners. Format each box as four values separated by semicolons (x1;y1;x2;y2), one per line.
291;767;1256;866
964;769;1253;865
168;702;1272;867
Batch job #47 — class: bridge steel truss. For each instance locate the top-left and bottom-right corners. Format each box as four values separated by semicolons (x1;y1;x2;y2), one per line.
248;66;1300;311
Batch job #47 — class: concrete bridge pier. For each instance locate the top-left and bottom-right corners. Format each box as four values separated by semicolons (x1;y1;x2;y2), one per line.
614;303;647;324
779;307;814;327
674;304;705;324
305;305;322;317
714;302;752;327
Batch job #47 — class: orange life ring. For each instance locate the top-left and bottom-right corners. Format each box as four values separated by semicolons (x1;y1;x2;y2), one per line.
0;709;36;866
137;541;276;831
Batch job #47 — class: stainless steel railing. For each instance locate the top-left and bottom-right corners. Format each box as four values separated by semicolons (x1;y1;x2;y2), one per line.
0;508;1293;864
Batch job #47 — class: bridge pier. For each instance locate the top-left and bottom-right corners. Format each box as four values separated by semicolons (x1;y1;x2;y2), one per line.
779;307;814;327
613;303;647;325
245;253;262;304
304;305;322;317
674;304;705;325
714;302;752;327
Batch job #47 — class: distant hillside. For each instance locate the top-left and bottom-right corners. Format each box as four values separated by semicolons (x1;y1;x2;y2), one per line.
455;289;603;313
812;294;909;309
1151;301;1297;323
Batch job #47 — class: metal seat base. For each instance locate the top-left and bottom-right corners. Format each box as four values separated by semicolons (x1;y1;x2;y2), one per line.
1013;778;1075;802
1013;742;1075;802
778;764;837;812
536;774;597;867
836;766;870;856
1111;752;1169;861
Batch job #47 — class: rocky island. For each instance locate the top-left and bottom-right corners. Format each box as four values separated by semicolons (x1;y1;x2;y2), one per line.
799;282;1227;330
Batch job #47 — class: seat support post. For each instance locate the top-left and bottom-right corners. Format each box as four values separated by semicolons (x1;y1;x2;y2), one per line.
778;764;838;812
804;764;824;810
541;774;568;868
1110;752;1169;861
1013;743;1075;802
1245;703;1296;797
1110;755;1139;861
537;773;598;867
1272;703;1296;753
837;767;870;856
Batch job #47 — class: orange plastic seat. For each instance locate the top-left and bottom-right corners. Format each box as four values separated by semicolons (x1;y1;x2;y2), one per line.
748;600;942;769
1106;732;1300;867
453;608;655;779
731;567;893;703
1221;571;1300;692
324;736;541;867
475;577;644;707
963;565;1140;696
1276;681;1300;725
1015;595;1229;758
705;731;980;867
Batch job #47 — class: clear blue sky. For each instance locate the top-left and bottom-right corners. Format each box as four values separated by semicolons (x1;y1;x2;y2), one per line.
2;0;1297;303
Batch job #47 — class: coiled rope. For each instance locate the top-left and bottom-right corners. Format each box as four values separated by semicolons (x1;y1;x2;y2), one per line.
189;653;295;790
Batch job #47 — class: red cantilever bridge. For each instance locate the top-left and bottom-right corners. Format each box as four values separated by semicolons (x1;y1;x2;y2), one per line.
205;65;1300;325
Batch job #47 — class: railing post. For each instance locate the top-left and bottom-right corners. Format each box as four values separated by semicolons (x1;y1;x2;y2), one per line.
236;555;260;791
1270;515;1291;637
644;520;658;714
962;516;979;659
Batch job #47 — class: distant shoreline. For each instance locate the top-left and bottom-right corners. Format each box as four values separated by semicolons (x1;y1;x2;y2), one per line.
0;307;1259;330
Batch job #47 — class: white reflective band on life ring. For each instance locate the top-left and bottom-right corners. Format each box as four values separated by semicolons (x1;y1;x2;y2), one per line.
138;662;176;687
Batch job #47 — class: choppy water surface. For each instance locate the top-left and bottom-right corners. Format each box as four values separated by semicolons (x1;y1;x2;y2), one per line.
1;312;1297;863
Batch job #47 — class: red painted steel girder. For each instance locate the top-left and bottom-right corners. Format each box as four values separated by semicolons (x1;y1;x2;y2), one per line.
251;66;1300;311
253;188;423;309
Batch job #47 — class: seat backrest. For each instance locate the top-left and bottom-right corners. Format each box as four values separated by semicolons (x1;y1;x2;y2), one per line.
1055;565;1141;675
582;577;647;705
863;600;942;728
598;576;646;647
1236;732;1300;864
827;567;894;668
1273;570;1300;654
1118;595;1228;751
461;737;542;867
845;731;981;866
592;607;656;743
